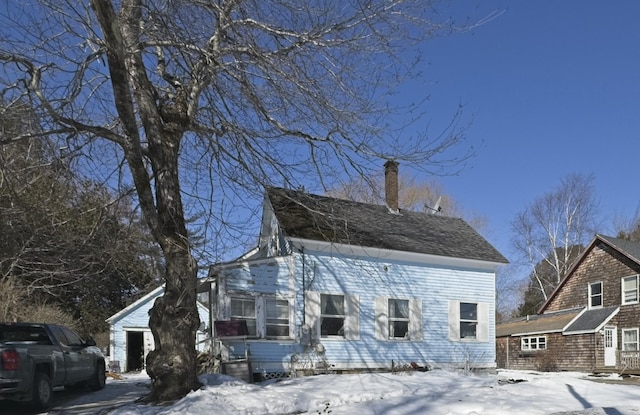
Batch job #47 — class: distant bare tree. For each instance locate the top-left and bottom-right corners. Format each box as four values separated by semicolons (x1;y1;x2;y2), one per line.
511;173;599;309
613;205;640;242
0;0;484;401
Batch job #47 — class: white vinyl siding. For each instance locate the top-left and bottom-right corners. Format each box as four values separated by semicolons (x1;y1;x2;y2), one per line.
375;297;423;341
305;291;359;340
622;275;639;305
448;300;489;342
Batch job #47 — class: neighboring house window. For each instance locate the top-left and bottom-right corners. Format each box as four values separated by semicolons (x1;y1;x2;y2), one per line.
521;336;547;351
374;297;423;341
622;328;639;351
622;275;639;305
230;296;257;336
305;292;360;340
448;300;489;342
266;297;290;338
389;299;410;339
321;294;345;337
589;282;603;308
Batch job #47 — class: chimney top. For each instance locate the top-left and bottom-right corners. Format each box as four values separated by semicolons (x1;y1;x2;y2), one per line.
384;160;399;212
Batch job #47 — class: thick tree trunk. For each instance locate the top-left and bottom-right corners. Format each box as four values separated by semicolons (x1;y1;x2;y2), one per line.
142;133;201;402
145;248;201;402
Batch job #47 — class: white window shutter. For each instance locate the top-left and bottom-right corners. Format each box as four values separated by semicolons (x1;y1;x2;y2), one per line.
448;300;460;341
408;299;423;341
288;297;295;340
477;302;489;342
375;297;388;340
305;291;320;340
255;296;265;338
344;294;360;340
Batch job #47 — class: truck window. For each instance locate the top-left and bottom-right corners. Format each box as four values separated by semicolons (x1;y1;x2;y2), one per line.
50;326;83;347
0;326;52;345
61;328;83;347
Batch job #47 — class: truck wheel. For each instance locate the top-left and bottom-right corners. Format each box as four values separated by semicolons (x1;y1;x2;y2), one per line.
89;361;106;391
31;371;53;411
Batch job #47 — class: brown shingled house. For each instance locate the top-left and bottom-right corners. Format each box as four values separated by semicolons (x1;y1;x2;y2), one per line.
496;234;640;374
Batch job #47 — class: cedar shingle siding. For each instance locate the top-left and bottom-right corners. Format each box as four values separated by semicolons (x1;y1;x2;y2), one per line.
545;242;640;312
497;235;640;374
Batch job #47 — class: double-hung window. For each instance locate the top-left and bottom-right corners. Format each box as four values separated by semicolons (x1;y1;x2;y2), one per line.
521;336;547;351
448;300;489;342
266;297;290;338
589;282;603;308
622;328;639;351
320;294;346;337
230;296;257;336
388;299;410;339
622;275;639;304
305;292;360;340
459;302;478;339
374;297;422;341
228;295;292;339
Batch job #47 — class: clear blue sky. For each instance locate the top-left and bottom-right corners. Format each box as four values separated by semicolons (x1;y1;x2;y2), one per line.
407;0;640;259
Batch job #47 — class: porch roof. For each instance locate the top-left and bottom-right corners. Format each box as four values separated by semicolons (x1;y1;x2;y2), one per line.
563;306;619;334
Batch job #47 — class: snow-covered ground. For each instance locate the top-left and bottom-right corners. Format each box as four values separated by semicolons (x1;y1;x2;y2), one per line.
94;368;640;415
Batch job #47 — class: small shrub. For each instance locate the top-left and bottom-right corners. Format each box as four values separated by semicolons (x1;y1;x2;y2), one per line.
535;351;558;372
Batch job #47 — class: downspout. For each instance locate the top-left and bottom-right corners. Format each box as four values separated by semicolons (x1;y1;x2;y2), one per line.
301;247;305;326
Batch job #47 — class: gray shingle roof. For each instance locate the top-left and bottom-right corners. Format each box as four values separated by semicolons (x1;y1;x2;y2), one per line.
564;306;619;334
598;235;640;264
496;308;582;337
266;186;508;264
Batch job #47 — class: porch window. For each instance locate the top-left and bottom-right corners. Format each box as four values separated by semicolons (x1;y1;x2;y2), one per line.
460;302;478;339
521;336;547;351
388;299;410;339
622;328;639;351
230;296;257;336
321;294;345;337
265;297;290;338
589;282;602;308
622;275;639;305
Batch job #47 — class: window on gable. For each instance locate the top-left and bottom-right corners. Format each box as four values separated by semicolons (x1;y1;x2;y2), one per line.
266;297;290;338
622;328;639;351
589;282;603;308
388;299;410;339
521;336;547;351
622;275;639;305
321;294;345;337
230;296;257;337
460;302;478;339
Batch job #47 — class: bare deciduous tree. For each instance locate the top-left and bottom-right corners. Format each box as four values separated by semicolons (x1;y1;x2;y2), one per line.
511;173;599;311
0;0;480;401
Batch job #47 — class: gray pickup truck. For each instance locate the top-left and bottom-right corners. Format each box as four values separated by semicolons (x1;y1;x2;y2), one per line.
0;322;106;410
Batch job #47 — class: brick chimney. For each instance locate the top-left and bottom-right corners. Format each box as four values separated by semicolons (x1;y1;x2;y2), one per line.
384;160;399;212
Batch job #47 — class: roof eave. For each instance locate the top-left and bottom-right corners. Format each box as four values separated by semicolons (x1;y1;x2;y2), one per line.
289;237;505;271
